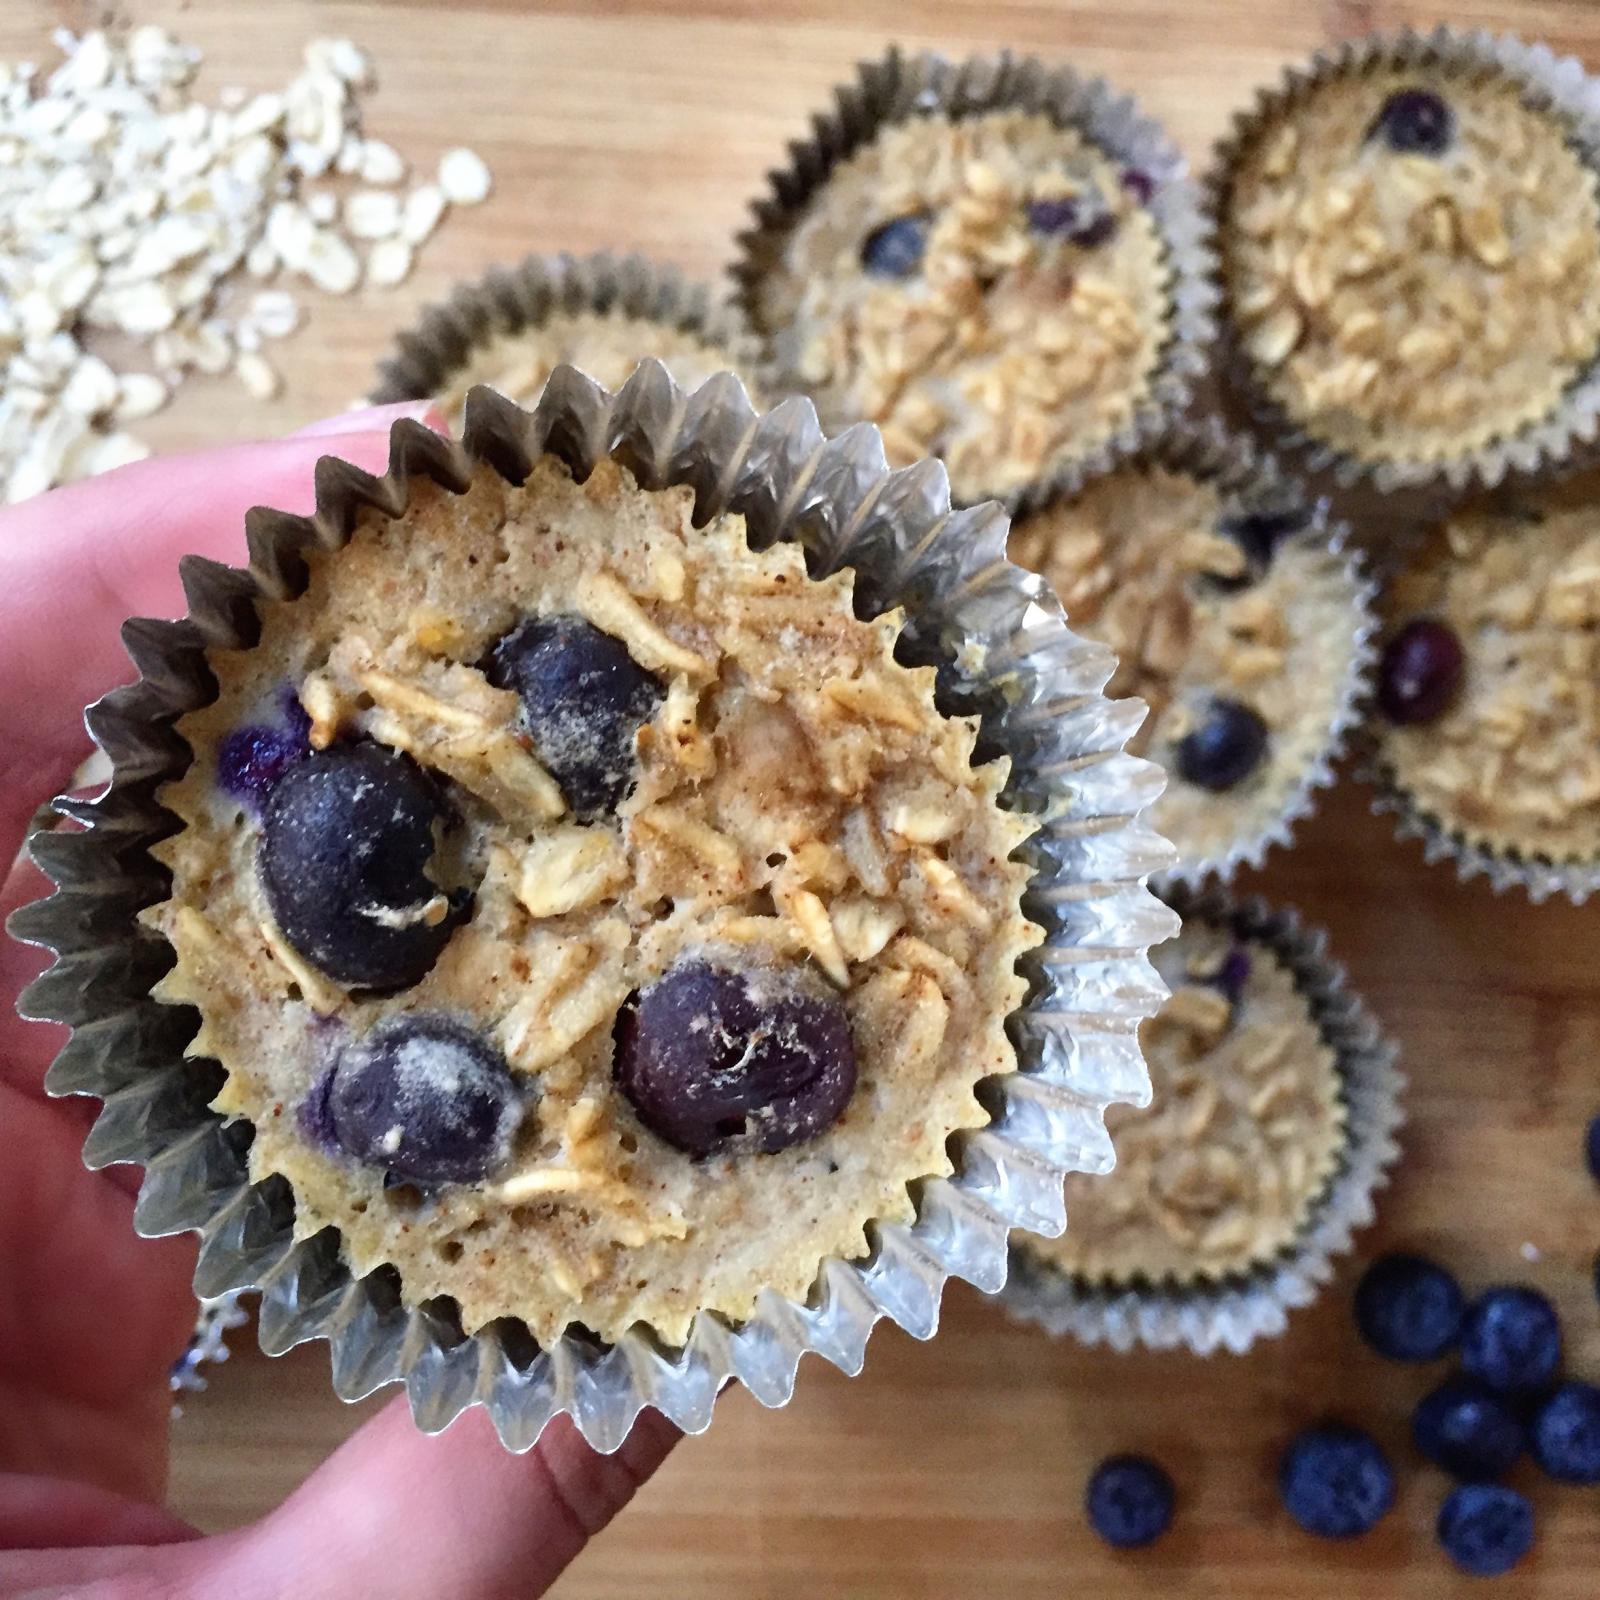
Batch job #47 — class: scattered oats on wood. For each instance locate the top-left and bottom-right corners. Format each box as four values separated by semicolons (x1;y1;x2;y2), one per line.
438;146;492;205
0;25;494;504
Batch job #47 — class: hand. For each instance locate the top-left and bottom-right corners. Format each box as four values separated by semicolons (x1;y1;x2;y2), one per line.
0;405;677;1598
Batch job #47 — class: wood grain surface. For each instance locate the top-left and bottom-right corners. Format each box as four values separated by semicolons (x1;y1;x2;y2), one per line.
9;2;1598;1595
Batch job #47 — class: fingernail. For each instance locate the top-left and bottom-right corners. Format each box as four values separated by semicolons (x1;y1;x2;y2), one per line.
288;400;445;439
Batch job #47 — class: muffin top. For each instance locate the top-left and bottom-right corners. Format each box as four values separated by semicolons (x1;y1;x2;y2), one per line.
150;456;1039;1345
1220;63;1600;467
1007;461;1365;875
1019;917;1346;1285
435;310;759;425
749;109;1174;505
1377;478;1600;864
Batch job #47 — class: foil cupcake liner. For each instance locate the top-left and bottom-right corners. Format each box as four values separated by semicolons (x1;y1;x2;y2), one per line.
729;46;1219;516
1363;771;1600;905
1359;735;1600;906
370;249;766;415
996;885;1404;1355
11;363;1177;1452
1203;26;1600;496
1016;416;1376;888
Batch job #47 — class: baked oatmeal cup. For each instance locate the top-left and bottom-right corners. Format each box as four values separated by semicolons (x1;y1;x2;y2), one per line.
13;369;1176;1448
1367;473;1600;904
1210;29;1600;491
733;48;1215;511
373;251;764;426
1006;426;1374;883
1001;888;1403;1355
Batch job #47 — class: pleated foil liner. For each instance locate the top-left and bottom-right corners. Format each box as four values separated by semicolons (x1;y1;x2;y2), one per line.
728;46;1219;517
370;249;766;414
1014;415;1378;890
1203;26;1600;496
995;885;1404;1356
11;363;1178;1453
1359;743;1600;906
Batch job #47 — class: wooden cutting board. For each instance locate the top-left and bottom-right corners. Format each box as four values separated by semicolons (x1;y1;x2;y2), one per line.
6;2;1594;1594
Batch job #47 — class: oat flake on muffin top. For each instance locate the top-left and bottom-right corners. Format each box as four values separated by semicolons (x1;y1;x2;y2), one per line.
1221;64;1600;467
750;109;1174;506
148;455;1040;1345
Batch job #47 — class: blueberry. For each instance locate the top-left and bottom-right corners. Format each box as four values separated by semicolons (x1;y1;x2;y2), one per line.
489;615;662;821
1413;1378;1525;1481
1586;1112;1600;1181
1377;619;1464;726
1355;1252;1465;1362
324;1015;521;1185
1279;1423;1396;1539
1437;1484;1534;1578
1174;698;1269;791
1209;946;1252;1006
1120;167;1156;205
260;742;466;990
1369;88;1456;157
860;214;931;278
1460;1286;1562;1394
613;959;856;1156
1027;196;1118;247
217;722;309;805
1085;1455;1175;1549
1218;507;1312;571
1529;1381;1600;1484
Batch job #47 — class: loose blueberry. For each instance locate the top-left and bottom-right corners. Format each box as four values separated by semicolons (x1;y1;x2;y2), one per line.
217;722;309;805
860;213;931;278
1085;1455;1175;1549
325;1015;521;1186
1377;619;1464;725
613;959;856;1156
1279;1423;1396;1539
1460;1286;1562;1394
1586;1112;1600;1181
1219;507;1312;571
1529;1381;1600;1484
260;742;466;990
1355;1252;1465;1362
1413;1377;1524;1481
1209;946;1253;1006
1174;698;1269;791
489;615;662;821
1437;1484;1534;1578
1369;88;1456;156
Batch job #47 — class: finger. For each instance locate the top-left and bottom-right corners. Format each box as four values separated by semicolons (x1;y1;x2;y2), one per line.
288;400;446;438
0;424;408;866
0;1472;196;1552
194;1398;679;1600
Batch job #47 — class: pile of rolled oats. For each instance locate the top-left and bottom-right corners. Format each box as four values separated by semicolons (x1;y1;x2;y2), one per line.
0;25;492;503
